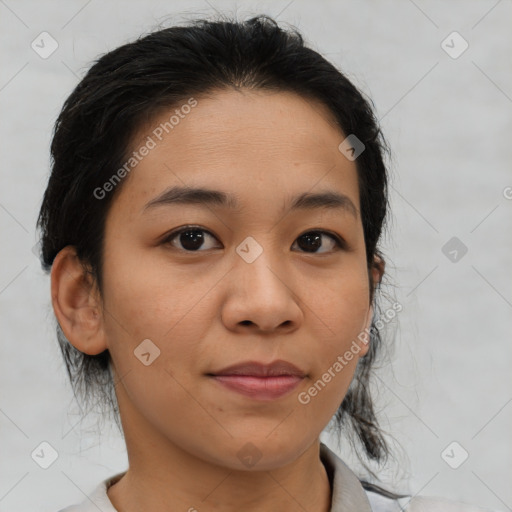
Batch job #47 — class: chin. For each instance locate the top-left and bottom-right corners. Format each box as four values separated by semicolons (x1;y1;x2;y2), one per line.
204;433;317;472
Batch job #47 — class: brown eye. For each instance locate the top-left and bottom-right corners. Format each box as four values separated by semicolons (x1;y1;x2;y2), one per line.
292;230;344;253
163;227;220;252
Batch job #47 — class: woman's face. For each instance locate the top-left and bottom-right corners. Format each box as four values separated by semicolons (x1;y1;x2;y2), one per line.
99;88;374;470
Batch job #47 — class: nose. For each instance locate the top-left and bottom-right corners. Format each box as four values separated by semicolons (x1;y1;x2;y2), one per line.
221;245;303;334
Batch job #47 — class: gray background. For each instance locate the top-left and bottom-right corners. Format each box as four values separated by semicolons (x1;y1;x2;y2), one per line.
1;1;511;511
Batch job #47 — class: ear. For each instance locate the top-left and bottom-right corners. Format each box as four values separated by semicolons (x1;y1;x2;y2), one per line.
51;246;108;355
371;253;385;293
357;303;373;357
358;254;385;357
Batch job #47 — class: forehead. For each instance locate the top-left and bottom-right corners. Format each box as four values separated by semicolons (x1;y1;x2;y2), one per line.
115;89;360;216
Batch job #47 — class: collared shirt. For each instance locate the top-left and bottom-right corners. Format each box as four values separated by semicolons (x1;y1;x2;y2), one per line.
57;443;498;512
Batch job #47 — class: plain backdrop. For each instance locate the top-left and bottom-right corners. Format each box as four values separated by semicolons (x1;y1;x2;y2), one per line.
1;1;511;511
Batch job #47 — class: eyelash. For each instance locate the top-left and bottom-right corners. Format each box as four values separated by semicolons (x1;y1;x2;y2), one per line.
161;225;347;254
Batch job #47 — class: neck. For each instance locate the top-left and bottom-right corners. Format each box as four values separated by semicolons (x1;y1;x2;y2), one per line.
107;386;332;512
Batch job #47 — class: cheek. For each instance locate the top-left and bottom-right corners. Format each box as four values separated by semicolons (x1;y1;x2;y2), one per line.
300;264;370;399
99;244;226;408
101;240;212;340
99;255;210;429
310;258;370;339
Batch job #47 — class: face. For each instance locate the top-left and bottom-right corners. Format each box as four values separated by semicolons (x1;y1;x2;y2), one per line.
99;88;374;470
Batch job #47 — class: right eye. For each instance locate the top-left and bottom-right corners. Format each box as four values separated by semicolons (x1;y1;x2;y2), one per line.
162;226;221;252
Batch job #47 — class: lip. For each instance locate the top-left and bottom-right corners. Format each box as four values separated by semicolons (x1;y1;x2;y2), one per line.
207;360;306;401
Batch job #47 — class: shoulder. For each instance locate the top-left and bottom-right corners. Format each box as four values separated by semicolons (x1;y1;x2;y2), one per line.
365;488;502;512
55;472;124;512
319;443;500;512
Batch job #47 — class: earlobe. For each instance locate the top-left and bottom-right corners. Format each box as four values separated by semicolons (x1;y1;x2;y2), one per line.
51;246;107;355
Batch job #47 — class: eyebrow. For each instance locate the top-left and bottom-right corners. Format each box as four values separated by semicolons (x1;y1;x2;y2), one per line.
143;186;358;218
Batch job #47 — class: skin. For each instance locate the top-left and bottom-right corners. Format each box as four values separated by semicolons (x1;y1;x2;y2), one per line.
51;88;382;512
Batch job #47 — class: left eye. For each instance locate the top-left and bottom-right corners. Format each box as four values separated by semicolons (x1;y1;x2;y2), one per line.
162;227;344;253
291;230;344;254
